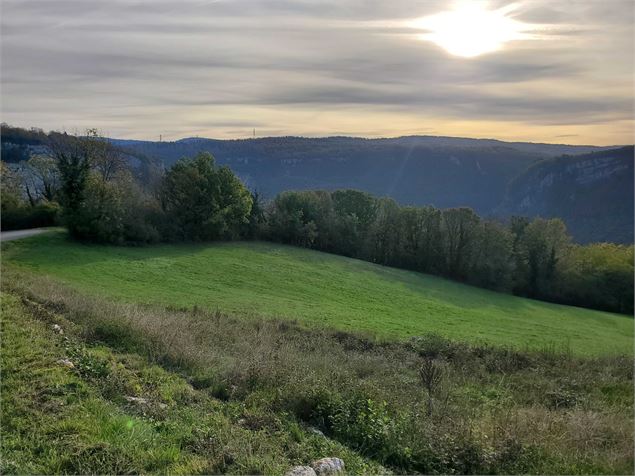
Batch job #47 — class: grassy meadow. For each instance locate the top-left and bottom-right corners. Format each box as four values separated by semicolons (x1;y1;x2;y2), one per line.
1;261;633;474
2;231;632;356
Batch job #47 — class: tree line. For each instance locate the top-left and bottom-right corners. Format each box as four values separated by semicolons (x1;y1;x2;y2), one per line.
262;190;633;314
1;132;632;314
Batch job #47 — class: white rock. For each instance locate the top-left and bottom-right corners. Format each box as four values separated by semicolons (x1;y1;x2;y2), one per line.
285;466;317;476
57;358;74;369
124;396;148;405
311;458;345;475
52;324;63;334
308;426;325;437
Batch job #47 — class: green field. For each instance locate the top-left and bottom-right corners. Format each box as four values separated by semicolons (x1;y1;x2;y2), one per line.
3;231;632;356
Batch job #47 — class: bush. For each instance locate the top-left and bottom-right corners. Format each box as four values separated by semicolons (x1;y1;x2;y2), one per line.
69;174;160;244
310;391;410;463
0;200;60;231
409;333;466;360
71;177;125;242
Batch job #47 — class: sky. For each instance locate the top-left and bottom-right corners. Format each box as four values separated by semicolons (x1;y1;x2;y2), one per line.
1;0;633;145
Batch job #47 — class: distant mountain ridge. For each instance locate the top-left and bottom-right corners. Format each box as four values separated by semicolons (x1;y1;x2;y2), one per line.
116;134;610;160
109;135;616;215
111;135;632;244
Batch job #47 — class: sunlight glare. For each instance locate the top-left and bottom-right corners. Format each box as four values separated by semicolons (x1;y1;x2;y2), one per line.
413;2;531;58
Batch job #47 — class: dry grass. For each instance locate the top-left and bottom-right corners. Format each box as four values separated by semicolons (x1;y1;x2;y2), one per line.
3;267;633;474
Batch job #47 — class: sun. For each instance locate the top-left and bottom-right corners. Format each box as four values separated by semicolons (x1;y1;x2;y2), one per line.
412;2;531;58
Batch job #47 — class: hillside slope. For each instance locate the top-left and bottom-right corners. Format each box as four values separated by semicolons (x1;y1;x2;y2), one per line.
498;147;634;243
3;232;632;356
4;268;632;475
0;292;384;474
111;135;608;214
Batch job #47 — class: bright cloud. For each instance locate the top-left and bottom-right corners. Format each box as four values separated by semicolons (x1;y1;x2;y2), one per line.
1;0;632;144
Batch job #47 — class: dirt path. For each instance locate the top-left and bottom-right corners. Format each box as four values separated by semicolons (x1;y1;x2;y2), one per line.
0;228;50;242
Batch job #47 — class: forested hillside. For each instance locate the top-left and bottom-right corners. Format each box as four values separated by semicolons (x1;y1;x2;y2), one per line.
110;135;606;214
2;125;631;244
499;147;634;243
110;136;632;243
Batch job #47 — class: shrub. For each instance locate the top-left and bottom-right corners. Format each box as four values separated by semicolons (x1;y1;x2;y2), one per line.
409;333;464;360
0;201;60;231
312;392;408;463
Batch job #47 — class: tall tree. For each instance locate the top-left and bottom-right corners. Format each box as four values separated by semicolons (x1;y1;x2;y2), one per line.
160;152;252;240
441;207;480;279
20;154;60;203
266;190;332;248
83;129;126;182
330;190;377;256
49;133;91;235
396;206;442;272
516;218;570;297
470;220;514;290
363;197;400;265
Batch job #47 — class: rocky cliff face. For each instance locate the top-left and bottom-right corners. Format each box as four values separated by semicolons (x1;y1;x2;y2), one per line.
499;147;634;244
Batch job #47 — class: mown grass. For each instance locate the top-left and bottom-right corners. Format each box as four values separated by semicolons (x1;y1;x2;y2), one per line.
2;268;633;474
2;231;632;356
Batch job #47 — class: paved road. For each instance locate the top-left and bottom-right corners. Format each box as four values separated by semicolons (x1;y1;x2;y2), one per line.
0;228;50;242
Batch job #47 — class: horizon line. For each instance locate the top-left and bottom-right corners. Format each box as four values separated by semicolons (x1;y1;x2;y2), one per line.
2;122;628;149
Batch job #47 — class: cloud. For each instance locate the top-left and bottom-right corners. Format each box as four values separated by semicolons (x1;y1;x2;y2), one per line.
1;0;632;144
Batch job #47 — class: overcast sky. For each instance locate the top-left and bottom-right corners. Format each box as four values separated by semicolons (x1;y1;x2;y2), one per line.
1;0;633;144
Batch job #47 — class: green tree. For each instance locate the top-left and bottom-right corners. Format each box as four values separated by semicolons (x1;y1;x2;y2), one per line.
440;208;480;279
330;189;377;256
331;190;377;230
516;218;570;298
243;191;266;239
72;175;125;243
266;190;332;248
71;170;160;244
160;152;252;241
509;215;531;292
556;243;634;313
396;206;442;273
363;197;400;265
470;220;514;290
49;134;91;236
